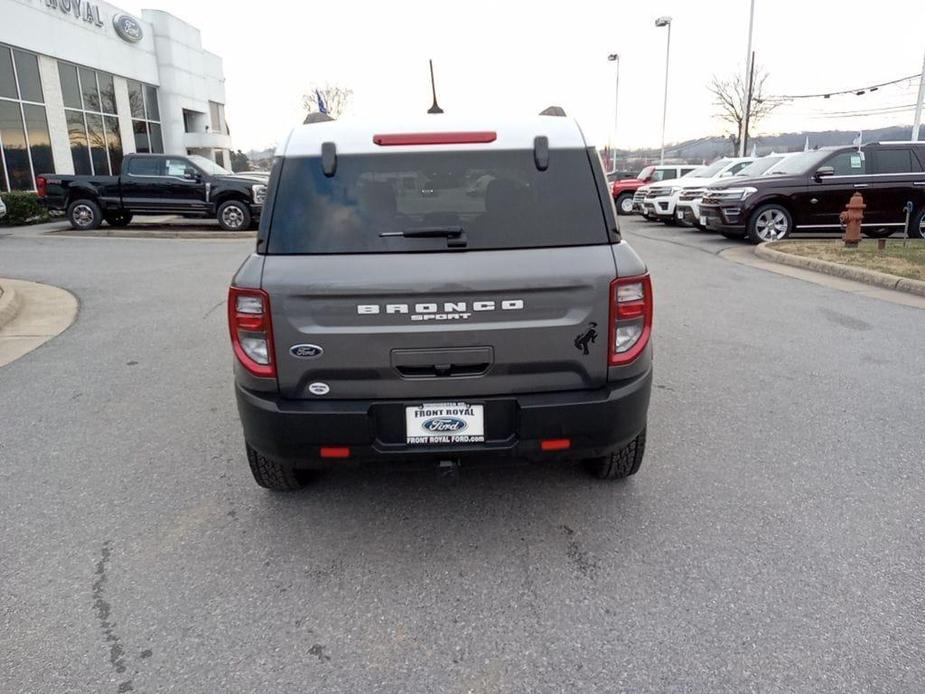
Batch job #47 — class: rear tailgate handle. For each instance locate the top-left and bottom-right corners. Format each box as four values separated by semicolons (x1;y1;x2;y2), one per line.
392;347;493;378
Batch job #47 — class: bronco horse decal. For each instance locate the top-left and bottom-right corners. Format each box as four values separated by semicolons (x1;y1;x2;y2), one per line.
574;322;598;355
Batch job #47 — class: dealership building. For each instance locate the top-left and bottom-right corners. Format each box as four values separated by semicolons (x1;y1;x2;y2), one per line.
0;0;232;192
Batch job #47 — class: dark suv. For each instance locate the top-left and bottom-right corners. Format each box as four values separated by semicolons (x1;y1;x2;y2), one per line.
700;142;925;243
228;116;653;490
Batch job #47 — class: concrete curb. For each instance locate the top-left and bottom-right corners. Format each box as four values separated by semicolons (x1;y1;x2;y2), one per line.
45;229;256;240
755;242;925;298
0;283;23;329
0;278;79;368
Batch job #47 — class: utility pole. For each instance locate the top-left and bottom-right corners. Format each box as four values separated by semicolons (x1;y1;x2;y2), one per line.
913;48;925;141
742;52;756;156
739;0;756;156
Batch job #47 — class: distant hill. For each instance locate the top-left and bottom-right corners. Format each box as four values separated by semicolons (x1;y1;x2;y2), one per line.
617;125;916;163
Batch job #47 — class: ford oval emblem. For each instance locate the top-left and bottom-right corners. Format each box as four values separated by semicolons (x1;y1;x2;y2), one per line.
422;417;467;433
290;344;324;359
113;14;144;43
308;382;330;396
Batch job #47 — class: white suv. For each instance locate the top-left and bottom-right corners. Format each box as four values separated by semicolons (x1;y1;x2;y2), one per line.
676;154;799;229
642;158;754;224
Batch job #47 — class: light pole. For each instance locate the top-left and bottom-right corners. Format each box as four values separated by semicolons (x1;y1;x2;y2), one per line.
912;47;925;141
607;53;620;170
655;16;672;164
739;0;756;156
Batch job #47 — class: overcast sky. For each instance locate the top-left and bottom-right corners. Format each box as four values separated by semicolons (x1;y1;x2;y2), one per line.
120;0;925;152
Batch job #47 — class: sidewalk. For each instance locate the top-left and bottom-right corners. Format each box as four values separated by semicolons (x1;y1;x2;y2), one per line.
0;278;78;368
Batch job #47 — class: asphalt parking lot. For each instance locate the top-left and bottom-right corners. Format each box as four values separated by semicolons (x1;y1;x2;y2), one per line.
1;218;923;693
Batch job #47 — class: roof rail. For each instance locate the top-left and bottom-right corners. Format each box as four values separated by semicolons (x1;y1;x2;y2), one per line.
869;140;924;145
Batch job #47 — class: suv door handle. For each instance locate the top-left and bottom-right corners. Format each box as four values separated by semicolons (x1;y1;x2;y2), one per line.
853;183;869;188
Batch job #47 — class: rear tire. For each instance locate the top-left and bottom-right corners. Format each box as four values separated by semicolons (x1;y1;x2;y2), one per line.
246;443;307;491
67;199;102;230
585;429;646;480
217;200;251;231
615;193;634;216
906;207;925;239
104;211;133;227
861;227;895;239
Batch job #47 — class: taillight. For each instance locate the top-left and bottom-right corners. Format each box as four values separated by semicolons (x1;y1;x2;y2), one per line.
228;286;276;378
36;176;47;197
608;274;653;366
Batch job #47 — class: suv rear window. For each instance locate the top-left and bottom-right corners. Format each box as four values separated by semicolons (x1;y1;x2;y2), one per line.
265;149;609;254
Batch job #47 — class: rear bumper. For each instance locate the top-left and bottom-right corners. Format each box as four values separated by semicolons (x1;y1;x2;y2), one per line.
236;369;652;467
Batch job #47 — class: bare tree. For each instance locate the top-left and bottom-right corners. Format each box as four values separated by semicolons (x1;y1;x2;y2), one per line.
708;67;779;152
302;85;353;122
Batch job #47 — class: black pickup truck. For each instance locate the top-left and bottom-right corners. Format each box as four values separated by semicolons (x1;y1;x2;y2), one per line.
37;153;268;231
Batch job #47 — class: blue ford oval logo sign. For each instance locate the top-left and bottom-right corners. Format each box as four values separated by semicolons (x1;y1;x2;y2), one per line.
422;417;468;433
113;14;144;43
290;344;324;359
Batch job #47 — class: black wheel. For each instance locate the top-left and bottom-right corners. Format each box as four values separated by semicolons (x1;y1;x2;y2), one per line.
747;204;793;244
584;429;646;480
246;443;308;491
67;199;102;230
720;230;746;240
104;211;133;227
217;200;251;231
906;207;925;239
661;217;678;226
615;193;634;216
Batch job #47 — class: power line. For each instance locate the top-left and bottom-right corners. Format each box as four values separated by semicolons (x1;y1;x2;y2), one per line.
773;73;922;100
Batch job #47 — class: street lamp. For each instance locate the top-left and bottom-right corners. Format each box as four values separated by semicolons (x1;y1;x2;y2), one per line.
607;53;620;171
655;16;672;164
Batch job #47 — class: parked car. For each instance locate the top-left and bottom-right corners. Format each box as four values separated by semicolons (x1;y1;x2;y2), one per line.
607;170;635;182
612;164;699;215
641;158;755;225
228;115;653;490
0;196;6;220
37;154;268;231
701;142;925;243
676;154;798;229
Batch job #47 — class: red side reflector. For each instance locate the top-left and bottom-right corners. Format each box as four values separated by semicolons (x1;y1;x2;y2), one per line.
373;131;497;146
541;438;571;452
320;447;351;459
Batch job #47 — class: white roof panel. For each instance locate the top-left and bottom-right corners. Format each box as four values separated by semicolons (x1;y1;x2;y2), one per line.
279;114;590;157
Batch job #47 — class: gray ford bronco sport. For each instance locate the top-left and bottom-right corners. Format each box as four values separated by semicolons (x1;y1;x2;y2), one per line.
228;115;653;490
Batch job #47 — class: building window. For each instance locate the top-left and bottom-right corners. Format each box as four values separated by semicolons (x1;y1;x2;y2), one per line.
209;101;227;134
127;80;162;154
0;44;54;191
58;60;122;176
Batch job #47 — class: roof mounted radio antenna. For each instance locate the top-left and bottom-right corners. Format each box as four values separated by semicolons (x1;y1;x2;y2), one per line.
427;59;444;114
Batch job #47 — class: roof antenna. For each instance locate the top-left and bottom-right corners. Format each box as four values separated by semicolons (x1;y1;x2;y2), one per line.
427;59;444;114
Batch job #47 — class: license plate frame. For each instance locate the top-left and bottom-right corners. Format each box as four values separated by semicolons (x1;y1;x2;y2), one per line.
405;402;485;445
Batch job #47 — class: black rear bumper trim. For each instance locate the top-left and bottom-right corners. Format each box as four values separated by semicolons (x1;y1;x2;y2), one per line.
235;369;652;467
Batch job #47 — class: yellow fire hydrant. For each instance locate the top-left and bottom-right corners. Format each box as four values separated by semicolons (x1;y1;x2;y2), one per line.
840;192;865;248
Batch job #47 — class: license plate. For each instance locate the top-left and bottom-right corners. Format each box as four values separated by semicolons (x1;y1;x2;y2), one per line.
700;215;707;226
677;211;684;220
405;402;485;445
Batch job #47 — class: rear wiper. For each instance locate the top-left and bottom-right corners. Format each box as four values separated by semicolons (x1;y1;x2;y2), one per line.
380;226;467;247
